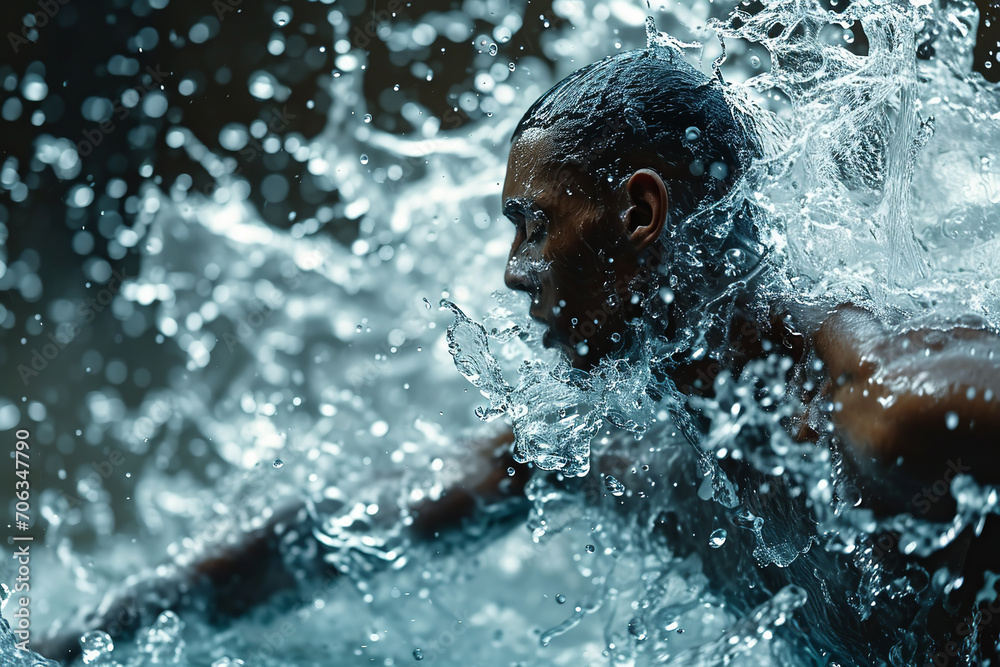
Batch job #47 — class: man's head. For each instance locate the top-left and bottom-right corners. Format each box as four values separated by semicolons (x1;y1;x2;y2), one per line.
502;48;761;368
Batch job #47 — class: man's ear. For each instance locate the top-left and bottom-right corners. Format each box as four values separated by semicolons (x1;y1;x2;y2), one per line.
624;169;668;252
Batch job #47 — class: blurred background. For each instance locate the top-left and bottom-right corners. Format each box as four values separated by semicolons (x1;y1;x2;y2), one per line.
0;0;582;547
0;0;999;662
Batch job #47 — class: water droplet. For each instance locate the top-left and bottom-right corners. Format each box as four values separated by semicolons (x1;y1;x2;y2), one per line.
946;411;959;430
413;647;424;660
575;342;589;356
843;485;863;507
685;126;701;141
628;617;648;640
605;475;625;497
723;247;747;275
489;43;498;56
610;332;621;343
585;544;595;553
273;459;283;468
749;55;761;68
273;7;292;26
508;62;516;71
80;631;114;664
360;154;369;165
363;114;372;123
555;593;566;604
709;528;727;548
507;466;515;476
161;608;182;627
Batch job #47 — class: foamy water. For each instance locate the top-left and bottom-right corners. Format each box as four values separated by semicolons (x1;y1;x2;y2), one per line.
3;0;1000;665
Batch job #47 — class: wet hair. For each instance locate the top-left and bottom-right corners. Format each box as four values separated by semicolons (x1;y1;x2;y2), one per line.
512;48;762;268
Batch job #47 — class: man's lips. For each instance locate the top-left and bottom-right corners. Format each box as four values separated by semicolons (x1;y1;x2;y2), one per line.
541;327;576;354
528;303;574;353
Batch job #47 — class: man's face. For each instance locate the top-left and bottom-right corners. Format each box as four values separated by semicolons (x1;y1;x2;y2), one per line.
502;129;649;369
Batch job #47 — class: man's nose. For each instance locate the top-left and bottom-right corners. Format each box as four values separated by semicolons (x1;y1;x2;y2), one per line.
504;237;532;293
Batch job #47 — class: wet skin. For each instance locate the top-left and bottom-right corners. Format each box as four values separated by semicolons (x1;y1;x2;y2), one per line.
502;128;668;368
502;127;1000;661
502;128;1000;488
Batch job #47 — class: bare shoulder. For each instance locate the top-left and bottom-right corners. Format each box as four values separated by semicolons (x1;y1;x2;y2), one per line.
814;304;1000;484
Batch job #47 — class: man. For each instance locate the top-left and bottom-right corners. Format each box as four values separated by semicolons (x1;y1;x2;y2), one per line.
500;47;1000;663
503;47;1000;486
39;48;1000;664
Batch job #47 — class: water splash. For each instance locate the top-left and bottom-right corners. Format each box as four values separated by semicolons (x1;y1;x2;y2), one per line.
8;0;1000;665
79;631;114;664
443;298;658;477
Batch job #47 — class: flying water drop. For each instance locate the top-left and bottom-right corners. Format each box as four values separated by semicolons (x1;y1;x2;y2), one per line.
709;528;728;548
80;631;114;664
945;411;959;430
628;617;648;640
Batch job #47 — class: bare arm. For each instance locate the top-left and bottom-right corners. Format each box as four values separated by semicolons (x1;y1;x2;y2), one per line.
814;305;1000;483
37;430;527;664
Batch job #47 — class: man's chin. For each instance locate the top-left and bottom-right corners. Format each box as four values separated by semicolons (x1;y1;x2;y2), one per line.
542;329;569;351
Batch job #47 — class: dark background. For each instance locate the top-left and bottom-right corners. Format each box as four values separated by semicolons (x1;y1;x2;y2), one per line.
0;0;569;546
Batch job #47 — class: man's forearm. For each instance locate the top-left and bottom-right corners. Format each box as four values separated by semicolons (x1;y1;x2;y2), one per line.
38;430;529;664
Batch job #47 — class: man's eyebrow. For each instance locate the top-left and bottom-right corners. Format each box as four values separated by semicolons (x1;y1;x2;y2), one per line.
503;198;547;223
502;198;533;221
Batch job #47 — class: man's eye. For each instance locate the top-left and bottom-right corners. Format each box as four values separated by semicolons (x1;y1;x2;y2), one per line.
525;216;546;242
525;221;539;241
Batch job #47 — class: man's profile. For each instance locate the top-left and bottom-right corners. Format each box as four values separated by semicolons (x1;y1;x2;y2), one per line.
499;45;1000;663
37;46;1000;666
